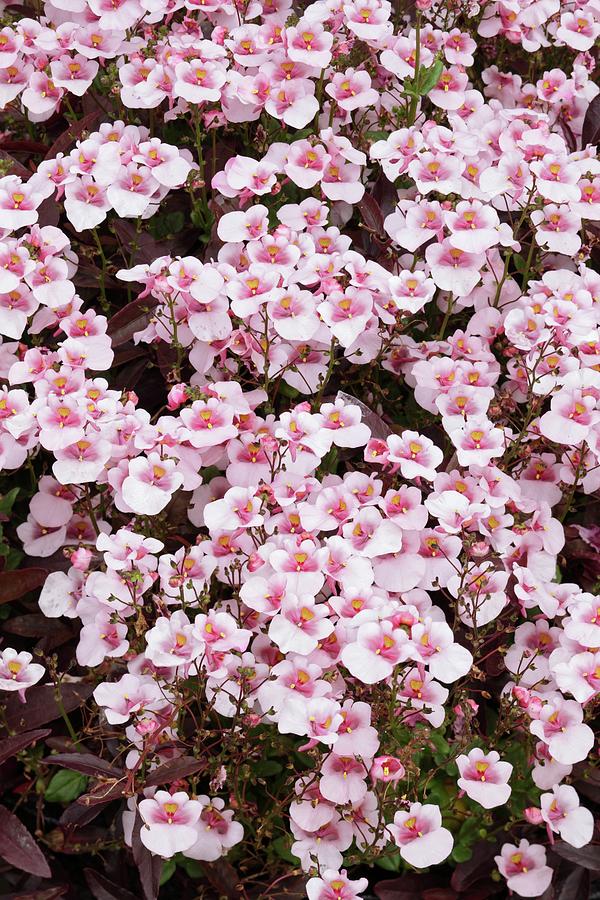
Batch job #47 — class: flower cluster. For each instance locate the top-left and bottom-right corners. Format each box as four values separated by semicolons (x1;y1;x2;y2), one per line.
0;0;597;896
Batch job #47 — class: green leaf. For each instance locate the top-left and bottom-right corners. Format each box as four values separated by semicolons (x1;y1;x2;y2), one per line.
419;58;444;96
0;488;19;515
254;760;283;777
452;844;473;863
429;732;450;753
365;130;389;142
271;837;299;865
178;857;204;879
45;769;88;803
159;858;176;886
376;850;402;871
277;381;300;400
5;547;23;570
513;253;526;274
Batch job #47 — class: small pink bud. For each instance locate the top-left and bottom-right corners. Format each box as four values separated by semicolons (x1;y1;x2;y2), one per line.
247;552;264;573
470;540;491;558
371;756;406;783
136;718;160;736
524;806;544;824
167;383;188;410
512;685;531;707
70;548;92;571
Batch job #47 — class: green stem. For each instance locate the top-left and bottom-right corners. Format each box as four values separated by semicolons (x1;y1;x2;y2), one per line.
54;681;81;747
437;295;454;340
91;228;109;313
407;14;421;126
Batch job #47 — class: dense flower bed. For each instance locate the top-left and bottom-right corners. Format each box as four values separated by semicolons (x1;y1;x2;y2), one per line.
0;0;597;896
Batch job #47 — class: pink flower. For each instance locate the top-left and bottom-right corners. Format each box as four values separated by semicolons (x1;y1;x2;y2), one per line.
370;756;406;783
386;431;443;481
529;698;595;765
410;618;473;683
106;164;158;218
429;68;469;111
185;797;244;861
449;417;505;466
425;240;484;297
50;54;98;97
531;205;582;257
456;748;512;808
291;814;353;872
320;754;368;805
63;177;111;232
145;610;204;669
138;791;203;858
0;648;44;701
540;784;594;848
388;803;453;868
344;0;392;41
93;673;166;725
326;70;378;111
530;155;581;204
278;697;343;746
341;621;409;684
217;205;269;243
539;389;599;445
286;19;333;69
121;453;183;515
495;840;553;898
556;11;600;52
77;613;129;667
174;60;226;104
268;595;333;656
306;870;369;900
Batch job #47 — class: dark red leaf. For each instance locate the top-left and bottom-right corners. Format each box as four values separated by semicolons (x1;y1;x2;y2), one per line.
132;809;163;900
3;683;94;733
43;111;102;161
85;868;140;900
59;797;111;828
201;859;248;899
36;196;60;228
556;865;590;900
0;803;51;878
422;891;458;900
574;778;600;805
106;296;158;347
582;94;600;149
0;729;51;766
0;139;49;153
0;568;48;604
1;890;67;900
112;356;149;393
72;265;119;290
0;149;31;179
451;840;500;892
113;346;148;367
461;883;504;900
43;752;122;779
19;551;70;575
552;841;600;872
558;118;576;153
4;614;72;641
358;194;385;235
336;391;392;440
111;220;171;267
46;824;108;855
256;874;308;898
76;776;129;807
143;755;206;787
375;874;441;900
